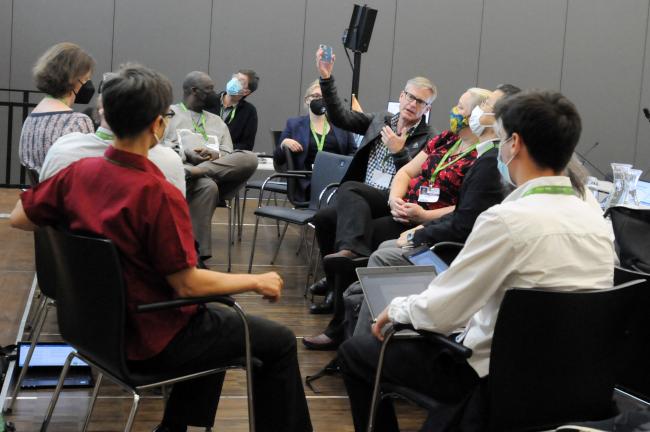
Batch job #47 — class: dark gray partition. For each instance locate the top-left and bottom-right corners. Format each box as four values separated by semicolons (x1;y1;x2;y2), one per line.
210;0;307;154
478;0;567;91
391;0;484;133
0;0;11;89
301;0;396;121
636;6;650;180
113;0;213;98
561;0;649;176
10;0;114;90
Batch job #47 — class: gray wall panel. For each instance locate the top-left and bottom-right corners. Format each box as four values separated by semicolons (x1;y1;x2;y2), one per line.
478;0;567;91
392;0;484;133
301;0;396;120
635;6;650;181
113;0;212;99
210;0;306;154
10;0;114;90
0;0;11;88
561;0;648;176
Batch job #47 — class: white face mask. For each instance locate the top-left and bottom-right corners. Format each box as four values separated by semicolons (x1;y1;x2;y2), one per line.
469;105;494;136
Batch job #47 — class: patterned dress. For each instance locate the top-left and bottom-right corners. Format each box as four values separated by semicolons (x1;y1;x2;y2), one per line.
403;130;478;210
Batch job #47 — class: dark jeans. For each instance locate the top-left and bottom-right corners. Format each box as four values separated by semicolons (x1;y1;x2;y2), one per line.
129;306;312;431
338;333;480;432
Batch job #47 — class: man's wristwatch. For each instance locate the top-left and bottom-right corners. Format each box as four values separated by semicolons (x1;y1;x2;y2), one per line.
405;231;415;246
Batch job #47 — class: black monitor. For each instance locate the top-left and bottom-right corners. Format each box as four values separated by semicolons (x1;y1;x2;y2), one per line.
343;4;377;53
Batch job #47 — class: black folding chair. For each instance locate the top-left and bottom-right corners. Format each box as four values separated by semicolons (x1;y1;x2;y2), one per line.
606;206;650;273
247;151;352;273
37;227;259;432
368;282;644;432
613;266;650;404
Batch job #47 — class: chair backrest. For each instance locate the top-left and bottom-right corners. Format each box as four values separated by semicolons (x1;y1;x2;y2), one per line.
607;206;650;273
36;227;129;380
271;129;285;172
308;151;353;210
33;230;60;300
613;266;650;402
487;283;642;432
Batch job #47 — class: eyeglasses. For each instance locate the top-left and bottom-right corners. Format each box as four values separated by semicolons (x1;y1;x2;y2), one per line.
163;111;175;119
402;90;430;107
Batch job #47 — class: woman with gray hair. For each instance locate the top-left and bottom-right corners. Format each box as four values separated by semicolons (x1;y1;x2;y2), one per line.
18;42;96;179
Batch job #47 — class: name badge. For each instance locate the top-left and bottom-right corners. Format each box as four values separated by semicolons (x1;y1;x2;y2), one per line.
418;186;440;203
371;170;392;189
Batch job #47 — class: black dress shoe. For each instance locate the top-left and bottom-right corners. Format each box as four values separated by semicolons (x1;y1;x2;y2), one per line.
308;277;328;296
302;333;341;351
309;290;333;314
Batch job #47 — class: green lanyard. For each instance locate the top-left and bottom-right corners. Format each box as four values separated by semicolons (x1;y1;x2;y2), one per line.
220;104;237;124
95;130;113;141
522;185;575;198
310;121;330;151
180;103;208;140
45;95;68;104
430;139;478;184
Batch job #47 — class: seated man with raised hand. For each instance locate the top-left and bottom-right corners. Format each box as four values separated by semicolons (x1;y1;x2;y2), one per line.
337;90;617;432
40;73;185;195
10;64;312;432
163;70;258;259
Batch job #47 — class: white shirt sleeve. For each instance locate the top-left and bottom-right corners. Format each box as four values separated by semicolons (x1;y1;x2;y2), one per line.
148;146;186;197
388;207;517;334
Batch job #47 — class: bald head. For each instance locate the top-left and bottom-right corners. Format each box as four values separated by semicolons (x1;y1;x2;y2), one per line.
182;71;215;111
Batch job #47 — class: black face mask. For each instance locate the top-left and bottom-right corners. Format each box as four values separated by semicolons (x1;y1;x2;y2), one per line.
203;91;221;113
74;79;95;104
309;98;326;116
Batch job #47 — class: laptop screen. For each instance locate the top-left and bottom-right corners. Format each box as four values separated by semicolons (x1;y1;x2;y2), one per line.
18;343;88;368
357;266;436;319
636;180;650;207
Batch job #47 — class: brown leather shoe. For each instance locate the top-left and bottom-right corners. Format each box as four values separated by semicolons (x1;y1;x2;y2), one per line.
302;333;341;351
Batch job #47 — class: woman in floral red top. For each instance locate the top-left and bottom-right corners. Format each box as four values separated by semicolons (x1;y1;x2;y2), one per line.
368;88;492;249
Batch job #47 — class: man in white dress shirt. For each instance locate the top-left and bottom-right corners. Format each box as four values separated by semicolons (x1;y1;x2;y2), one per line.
337;90;617;432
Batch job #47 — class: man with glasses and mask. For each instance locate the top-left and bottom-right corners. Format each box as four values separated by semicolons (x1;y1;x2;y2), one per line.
10;64;312;432
337;90;616;432
303;47;437;344
163;70;258;260
206;69;260;151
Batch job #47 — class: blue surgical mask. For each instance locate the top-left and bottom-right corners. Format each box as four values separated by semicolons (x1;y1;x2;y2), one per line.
497;137;516;187
226;77;243;96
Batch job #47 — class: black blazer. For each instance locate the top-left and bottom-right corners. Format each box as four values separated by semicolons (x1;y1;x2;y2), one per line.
412;144;506;246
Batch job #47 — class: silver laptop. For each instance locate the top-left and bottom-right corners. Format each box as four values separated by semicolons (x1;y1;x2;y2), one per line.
356;266;437;321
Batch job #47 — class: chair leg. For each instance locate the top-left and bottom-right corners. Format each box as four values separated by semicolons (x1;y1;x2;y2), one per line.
27;294;47;341
227;203;232;273
7;300;51;412
123;393;141;432
81;373;103;432
295;226;306;256
248;217;261;273
304;228;318;296
270;223;290;265
25;289;44;336
239;189;249;242
367;328;398;432
40;352;75;432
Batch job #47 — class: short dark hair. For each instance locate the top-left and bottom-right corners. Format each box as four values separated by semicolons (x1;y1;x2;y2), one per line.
101;63;172;139
495;90;581;173
495;83;521;97
238;69;259;93
33;42;95;97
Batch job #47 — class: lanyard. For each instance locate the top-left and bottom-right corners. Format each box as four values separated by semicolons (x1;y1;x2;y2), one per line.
522;185;575;198
220;104;237;124
180;103;208;140
95;130;113;141
310;121;330;151
430;139;478;184
103;156;141;172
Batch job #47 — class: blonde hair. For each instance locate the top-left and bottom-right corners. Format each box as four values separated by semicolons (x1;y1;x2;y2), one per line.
303;79;321;100
405;77;437;103
33;42;95;97
465;87;492;112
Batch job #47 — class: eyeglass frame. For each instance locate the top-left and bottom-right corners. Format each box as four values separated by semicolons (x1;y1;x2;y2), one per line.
401;90;431;107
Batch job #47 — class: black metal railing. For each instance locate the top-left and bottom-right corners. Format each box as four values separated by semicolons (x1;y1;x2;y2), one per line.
0;88;43;187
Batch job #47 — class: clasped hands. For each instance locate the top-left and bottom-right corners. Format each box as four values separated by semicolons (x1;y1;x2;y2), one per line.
186;146;220;164
389;196;426;225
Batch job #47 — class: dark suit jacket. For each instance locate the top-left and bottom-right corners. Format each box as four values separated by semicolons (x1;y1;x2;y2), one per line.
319;75;437;184
412;144;506;246
274;115;355;201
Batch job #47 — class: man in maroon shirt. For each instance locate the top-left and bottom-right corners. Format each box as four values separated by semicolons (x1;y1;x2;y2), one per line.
10;64;312;432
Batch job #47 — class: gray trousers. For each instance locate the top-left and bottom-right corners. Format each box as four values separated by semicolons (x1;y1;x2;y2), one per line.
187;151;258;258
352;239;411;337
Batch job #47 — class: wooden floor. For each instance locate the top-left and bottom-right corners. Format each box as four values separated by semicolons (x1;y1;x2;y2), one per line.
0;188;426;431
